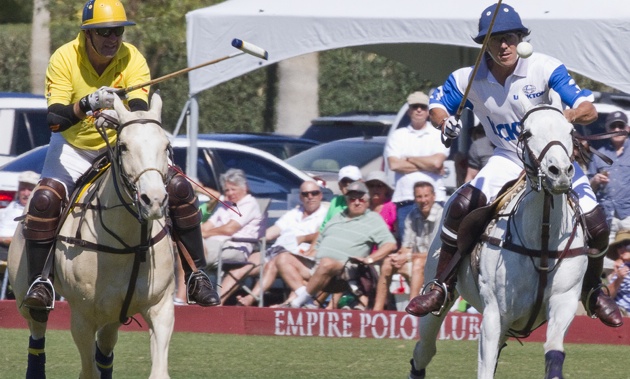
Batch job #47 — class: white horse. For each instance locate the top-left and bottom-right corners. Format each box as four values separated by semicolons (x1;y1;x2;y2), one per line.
412;106;588;379
9;93;175;379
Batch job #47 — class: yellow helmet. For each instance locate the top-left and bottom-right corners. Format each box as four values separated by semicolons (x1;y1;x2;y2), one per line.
81;0;136;29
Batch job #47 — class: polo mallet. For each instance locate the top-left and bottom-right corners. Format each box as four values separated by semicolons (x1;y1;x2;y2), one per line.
115;38;268;96
442;0;503;148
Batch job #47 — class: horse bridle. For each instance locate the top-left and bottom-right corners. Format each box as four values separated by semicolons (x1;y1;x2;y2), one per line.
517;106;572;193
96;117;171;222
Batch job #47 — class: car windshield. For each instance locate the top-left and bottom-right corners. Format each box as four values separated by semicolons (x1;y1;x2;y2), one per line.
286;140;384;173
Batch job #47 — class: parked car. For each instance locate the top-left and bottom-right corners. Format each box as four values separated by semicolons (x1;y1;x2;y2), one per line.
196;133;319;159
0;140;333;221
287;136;387;194
287;136;457;195
0;93;49;166
300;111;396;143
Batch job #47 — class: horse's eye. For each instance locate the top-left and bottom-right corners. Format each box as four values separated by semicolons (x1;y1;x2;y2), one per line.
119;144;128;153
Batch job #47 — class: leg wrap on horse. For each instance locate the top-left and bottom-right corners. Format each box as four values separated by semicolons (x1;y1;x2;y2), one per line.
26;336;46;379
24;178;66;283
95;343;114;379
167;171;205;273
167;170;219;307
580;206;622;327
406;185;486;317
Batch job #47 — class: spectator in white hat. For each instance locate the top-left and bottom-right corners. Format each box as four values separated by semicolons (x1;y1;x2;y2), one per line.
319;165;363;231
385;91;448;239
0;171;40;259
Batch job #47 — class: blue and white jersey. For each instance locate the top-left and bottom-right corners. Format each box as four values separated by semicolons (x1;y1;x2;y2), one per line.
430;52;594;164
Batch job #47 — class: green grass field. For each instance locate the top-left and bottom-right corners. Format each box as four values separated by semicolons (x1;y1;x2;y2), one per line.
0;329;625;378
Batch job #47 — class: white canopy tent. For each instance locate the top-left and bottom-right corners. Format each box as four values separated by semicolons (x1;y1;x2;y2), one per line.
183;0;630;178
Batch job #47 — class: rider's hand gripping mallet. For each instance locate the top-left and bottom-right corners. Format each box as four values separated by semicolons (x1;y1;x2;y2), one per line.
115;38;268;96
442;0;503;148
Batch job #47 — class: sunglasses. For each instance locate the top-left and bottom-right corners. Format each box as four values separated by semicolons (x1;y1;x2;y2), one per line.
346;195;367;203
488;32;520;47
301;190;321;197
94;27;125;37
367;183;386;189
410;104;428;111
609;124;626;130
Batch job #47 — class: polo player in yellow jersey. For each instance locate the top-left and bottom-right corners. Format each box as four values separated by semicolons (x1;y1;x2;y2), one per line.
23;0;219;322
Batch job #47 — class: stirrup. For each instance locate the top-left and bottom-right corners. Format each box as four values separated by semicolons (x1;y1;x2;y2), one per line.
420;279;449;317
185;270;212;305
24;277;56;311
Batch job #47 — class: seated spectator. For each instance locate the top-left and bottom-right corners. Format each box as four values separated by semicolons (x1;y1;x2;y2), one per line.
606;229;630;316
320;165;363;230
200;169;263;303
234;181;329;306
373;181;443;311
0;171;39;261
275;181;397;308
366;170;396;234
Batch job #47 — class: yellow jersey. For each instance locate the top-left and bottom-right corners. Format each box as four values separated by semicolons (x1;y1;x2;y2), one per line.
45;33;150;150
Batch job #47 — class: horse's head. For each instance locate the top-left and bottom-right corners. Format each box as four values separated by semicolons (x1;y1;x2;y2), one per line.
519;106;574;195
112;93;170;221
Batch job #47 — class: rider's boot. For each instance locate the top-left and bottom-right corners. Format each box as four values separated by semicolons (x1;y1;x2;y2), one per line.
406;185;486;317
580;205;623;327
167;170;219;307
22;179;66;323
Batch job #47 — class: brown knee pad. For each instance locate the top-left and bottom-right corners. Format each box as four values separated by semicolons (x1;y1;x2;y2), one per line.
167;170;201;231
441;184;487;247
23;178;67;243
583;205;609;254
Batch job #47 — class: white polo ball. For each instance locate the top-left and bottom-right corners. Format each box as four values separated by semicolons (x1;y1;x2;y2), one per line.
516;41;533;58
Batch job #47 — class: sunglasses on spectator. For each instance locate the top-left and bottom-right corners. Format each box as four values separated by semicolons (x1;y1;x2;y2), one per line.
410;104;428;111
367;182;386;189
301;190;321;197
609;124;626;130
346;194;367;203
94;27;125;37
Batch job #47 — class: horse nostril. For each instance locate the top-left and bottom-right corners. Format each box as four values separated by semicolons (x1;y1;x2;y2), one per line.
161;194;168;207
567;165;574;176
140;194;151;206
548;166;560;176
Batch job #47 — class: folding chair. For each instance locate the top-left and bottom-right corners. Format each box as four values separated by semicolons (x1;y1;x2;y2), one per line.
317;259;379;310
215;197;271;307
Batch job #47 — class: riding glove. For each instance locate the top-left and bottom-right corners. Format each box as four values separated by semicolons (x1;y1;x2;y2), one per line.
442;116;462;140
79;86;117;114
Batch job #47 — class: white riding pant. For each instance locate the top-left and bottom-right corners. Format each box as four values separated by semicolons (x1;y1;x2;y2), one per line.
41;133;108;199
469;151;598;213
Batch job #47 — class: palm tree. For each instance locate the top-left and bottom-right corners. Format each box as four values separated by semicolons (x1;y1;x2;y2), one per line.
30;0;50;94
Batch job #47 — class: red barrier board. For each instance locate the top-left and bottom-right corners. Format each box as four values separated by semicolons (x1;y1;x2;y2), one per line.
0;300;628;344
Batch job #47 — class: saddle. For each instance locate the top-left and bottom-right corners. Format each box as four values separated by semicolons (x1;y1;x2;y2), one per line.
456;175;526;257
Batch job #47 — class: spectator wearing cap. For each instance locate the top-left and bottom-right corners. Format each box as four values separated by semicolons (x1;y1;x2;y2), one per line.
384;91;449;239
588;111;630;238
275;180;397;308
318;165;363;232
0;171;40;260
606;229;630;315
